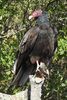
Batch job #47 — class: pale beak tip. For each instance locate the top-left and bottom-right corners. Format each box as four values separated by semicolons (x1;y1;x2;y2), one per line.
29;15;33;20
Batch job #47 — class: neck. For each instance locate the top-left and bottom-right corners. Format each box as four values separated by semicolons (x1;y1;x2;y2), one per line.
36;12;49;26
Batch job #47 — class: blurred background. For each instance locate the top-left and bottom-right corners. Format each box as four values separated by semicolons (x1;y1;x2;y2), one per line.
0;0;67;100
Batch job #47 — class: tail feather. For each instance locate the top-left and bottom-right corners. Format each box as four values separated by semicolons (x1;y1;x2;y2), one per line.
11;67;23;86
10;63;34;87
19;65;34;86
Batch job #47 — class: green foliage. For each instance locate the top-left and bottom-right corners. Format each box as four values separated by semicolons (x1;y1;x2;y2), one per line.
58;37;67;56
42;64;67;100
0;0;67;99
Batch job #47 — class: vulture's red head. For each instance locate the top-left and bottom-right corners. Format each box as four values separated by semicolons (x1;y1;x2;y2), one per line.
29;9;42;20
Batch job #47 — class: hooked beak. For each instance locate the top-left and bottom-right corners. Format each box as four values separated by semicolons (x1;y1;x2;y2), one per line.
29;15;33;20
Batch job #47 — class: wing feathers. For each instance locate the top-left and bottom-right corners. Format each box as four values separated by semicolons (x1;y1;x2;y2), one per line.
19;27;39;53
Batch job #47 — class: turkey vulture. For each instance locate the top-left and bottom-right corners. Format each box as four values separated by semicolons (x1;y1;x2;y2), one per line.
10;9;58;87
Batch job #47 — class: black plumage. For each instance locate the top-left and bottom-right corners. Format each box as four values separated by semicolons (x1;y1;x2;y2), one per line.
10;10;58;87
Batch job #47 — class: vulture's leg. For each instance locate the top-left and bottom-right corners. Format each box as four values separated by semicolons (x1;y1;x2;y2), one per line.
36;61;49;76
39;62;49;77
36;60;40;72
35;61;49;83
35;61;45;83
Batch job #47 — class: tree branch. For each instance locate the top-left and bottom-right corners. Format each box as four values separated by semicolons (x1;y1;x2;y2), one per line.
0;89;28;100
